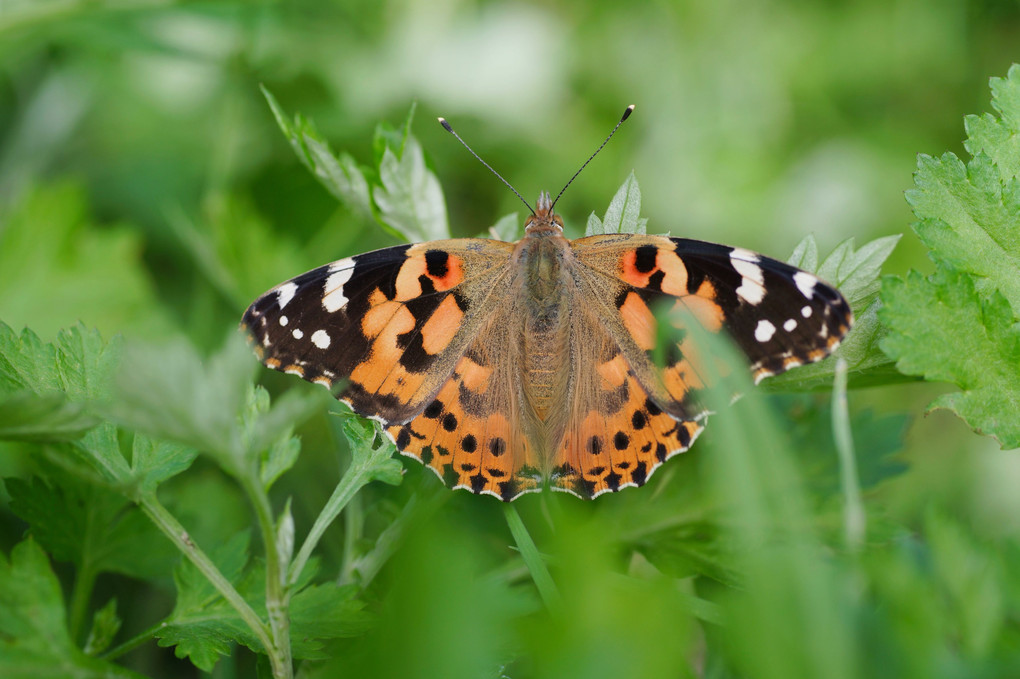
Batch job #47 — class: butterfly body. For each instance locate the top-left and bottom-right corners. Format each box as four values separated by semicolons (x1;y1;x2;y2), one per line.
243;192;852;501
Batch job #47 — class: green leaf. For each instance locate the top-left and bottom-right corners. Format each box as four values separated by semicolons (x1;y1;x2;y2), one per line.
964;64;1020;185
373;135;450;242
129;434;198;496
0;184;169;341
486;212;522;241
0;323;59;393
261;86;373;219
342;415;403;487
881;267;1020;447
156;532;258;672
813;235;902;309
585;172;646;236
907;150;1020;313
113;333;318;482
925;511;1005;656
6;475;178;580
787;234;819;272
288;583;371;658
0;391;98;442
0;539;143;679
603;171;644;235
83;598;121;657
0;322;122;403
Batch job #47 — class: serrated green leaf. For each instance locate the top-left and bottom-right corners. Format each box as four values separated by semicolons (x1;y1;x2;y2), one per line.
156;532;258;672
964;64;1020;180
373;136;449;242
112;334;253;474
130;434;197;495
0;391;98;442
341;416;403;486
0;322;123;405
0;539;144;679
907;150;1020;314
114;333;321;487
601;171;643;235
288;583;371;658
261;86;373;218
881;267;1020;447
0;323;59;393
83;598;121;657
6;475;178;580
788;234;819;272
813;235;901;309
586;172;645;236
54;325;123;403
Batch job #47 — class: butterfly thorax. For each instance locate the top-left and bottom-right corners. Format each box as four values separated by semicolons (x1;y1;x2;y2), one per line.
514;193;573;422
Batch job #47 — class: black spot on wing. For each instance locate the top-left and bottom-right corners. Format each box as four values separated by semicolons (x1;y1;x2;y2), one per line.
425;250;450;278
634;244;658;273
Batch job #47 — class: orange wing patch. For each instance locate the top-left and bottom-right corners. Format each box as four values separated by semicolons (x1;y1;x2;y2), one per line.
553;369;702;499
385;352;540;501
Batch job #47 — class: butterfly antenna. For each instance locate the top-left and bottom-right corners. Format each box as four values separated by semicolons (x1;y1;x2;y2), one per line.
550;105;635;211
438;117;535;216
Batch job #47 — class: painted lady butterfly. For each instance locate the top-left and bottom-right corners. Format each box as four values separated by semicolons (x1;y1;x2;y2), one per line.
242;114;852;501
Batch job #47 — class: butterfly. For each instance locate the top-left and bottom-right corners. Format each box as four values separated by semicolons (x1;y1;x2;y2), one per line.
241;186;852;501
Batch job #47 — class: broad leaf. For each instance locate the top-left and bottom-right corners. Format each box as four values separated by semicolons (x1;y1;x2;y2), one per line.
0;539;143;678
881;267;1020;447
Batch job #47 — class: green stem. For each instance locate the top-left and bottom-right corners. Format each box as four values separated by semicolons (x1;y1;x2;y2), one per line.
239;474;292;678
68;562;97;644
137;495;281;674
832;359;865;551
503;504;560;610
289;456;379;587
100;621;166;661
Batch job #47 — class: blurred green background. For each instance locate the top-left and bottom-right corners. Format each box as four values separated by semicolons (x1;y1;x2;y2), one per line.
3;0;1020;677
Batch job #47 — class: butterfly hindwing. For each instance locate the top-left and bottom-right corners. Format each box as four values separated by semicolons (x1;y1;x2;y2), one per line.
549;304;704;499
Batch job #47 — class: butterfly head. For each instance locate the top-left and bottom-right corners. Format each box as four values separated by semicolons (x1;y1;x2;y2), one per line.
525;191;565;234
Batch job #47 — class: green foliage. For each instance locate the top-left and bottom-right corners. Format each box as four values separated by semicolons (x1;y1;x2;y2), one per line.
585;171;646;236
0;539;144;679
881;65;1020;448
264;90;449;243
4;13;1020;675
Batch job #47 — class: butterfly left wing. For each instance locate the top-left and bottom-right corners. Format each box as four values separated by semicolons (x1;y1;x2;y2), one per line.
241;240;514;425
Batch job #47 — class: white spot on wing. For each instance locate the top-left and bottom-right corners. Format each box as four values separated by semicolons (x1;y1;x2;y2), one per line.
279;316;288;327
793;271;817;298
801;305;813;318
311;329;331;349
755;319;776;342
276;282;298;309
730;249;765;305
784;319;797;332
322;267;355;312
292;329;304;339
